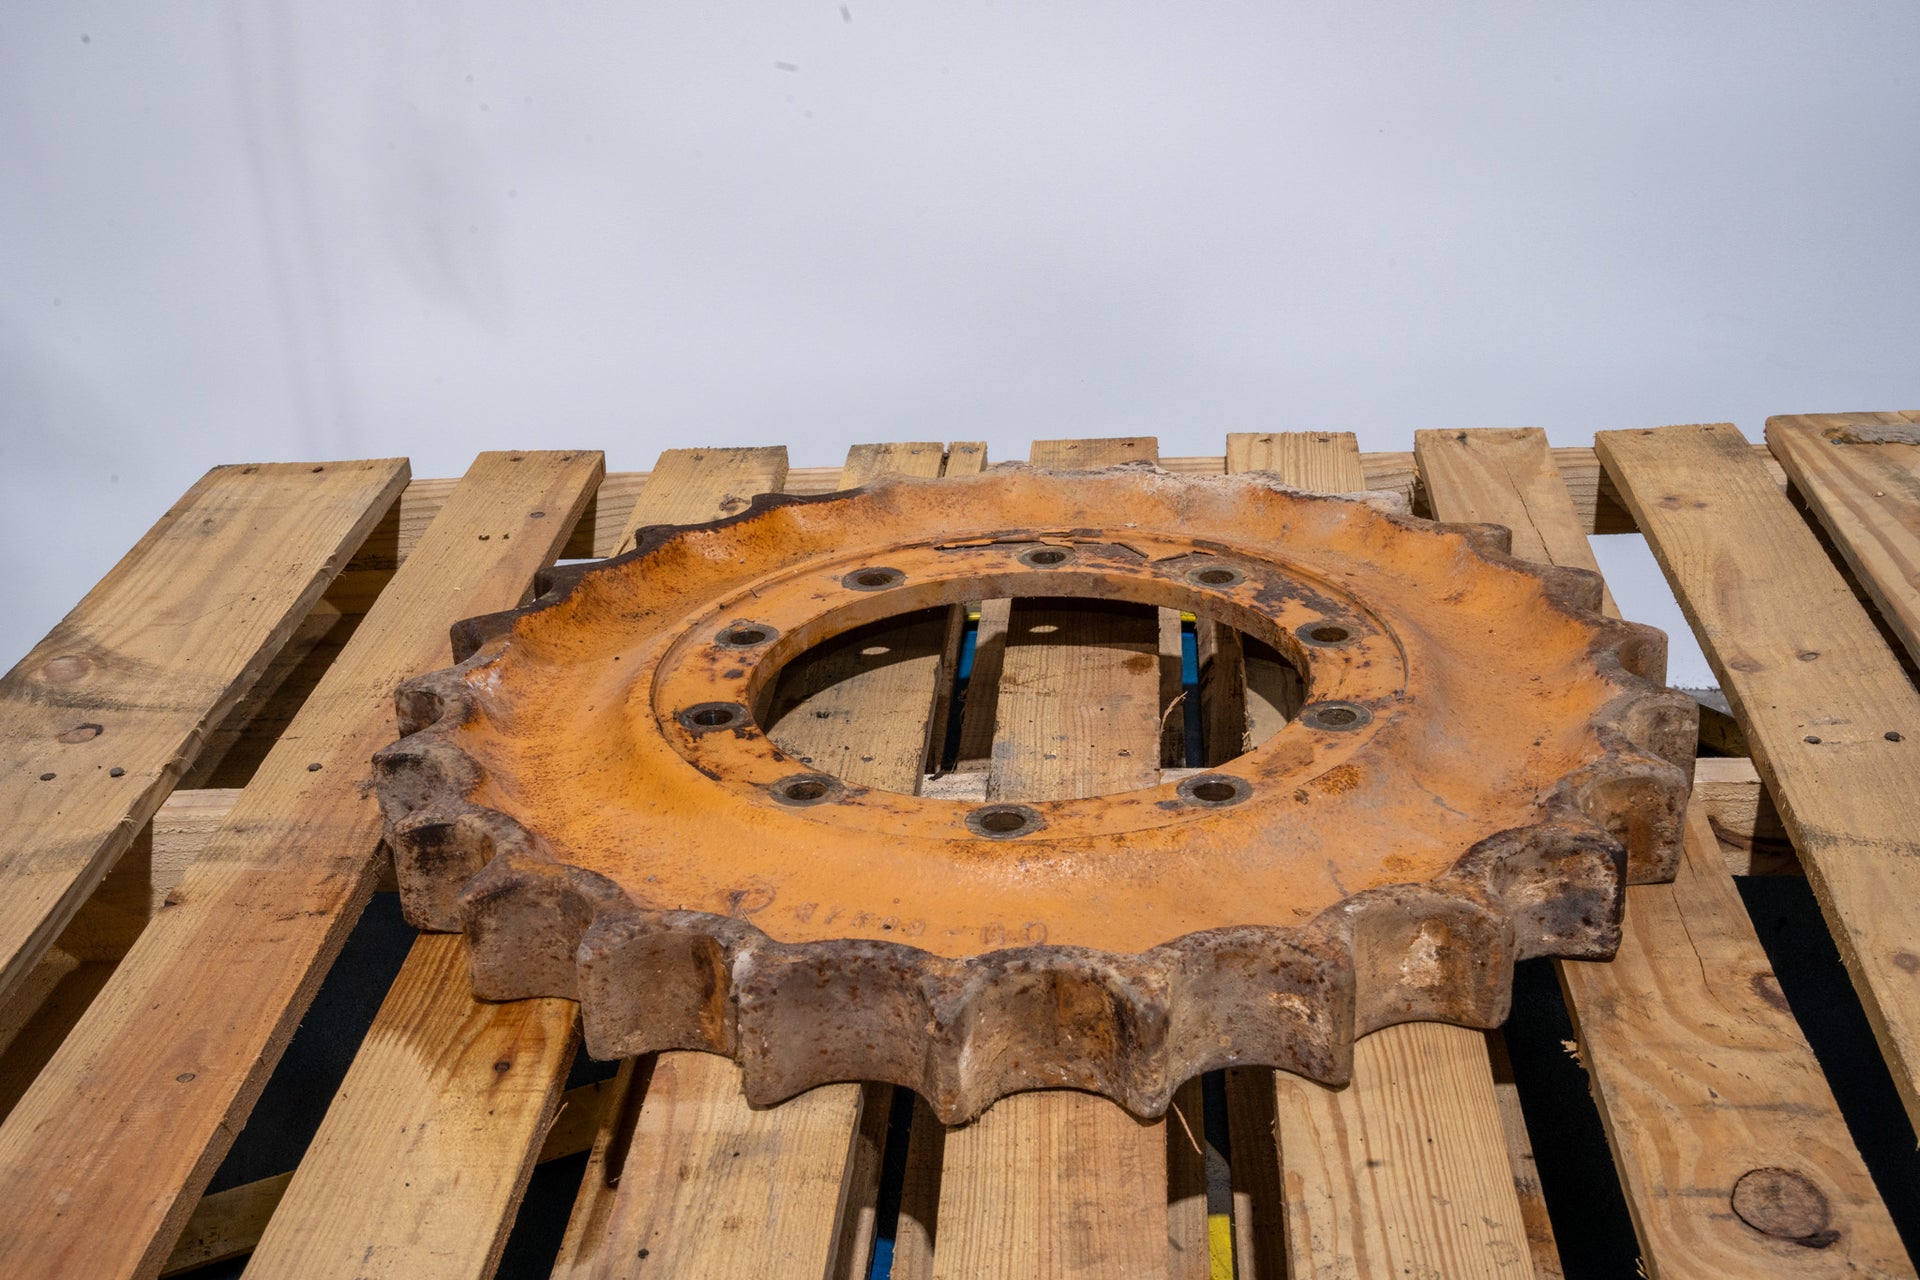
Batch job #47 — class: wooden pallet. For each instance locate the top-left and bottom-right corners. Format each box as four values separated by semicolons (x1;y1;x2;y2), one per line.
0;421;1915;1279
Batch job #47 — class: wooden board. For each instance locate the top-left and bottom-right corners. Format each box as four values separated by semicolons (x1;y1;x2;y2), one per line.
239;446;634;1276
577;1053;871;1280
557;442;965;1280
1597;422;1920;1133
1412;427;1617;615
244;934;578;1277
1566;806;1911;1276
0;450;603;1280
1418;426;1906;1278
1273;1023;1535;1279
1694;757;1797;876
1247;430;1537;1280
610;447;789;551
1484;1033;1563;1280
0;459;409;1011
928;436;1182;1280
1227;431;1367;492
1766;412;1920;667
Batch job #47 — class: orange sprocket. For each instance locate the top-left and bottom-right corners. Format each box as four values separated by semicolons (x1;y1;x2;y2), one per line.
374;464;1693;1122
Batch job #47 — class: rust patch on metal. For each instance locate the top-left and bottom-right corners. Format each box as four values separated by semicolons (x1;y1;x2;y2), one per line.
375;464;1693;1122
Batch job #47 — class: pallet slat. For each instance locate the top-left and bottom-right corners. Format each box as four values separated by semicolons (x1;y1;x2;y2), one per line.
1226;430;1369;493
1418;426;1909;1278
0;459;409;1012
1597;423;1920;1135
582;1053;873;1280
245;934;579;1277
1581;807;1911;1275
0;450;603;1280
928;436;1184;1280
1249;431;1539;1280
239;454;620;1278
1766;412;1920;668
160;1080;613;1277
1274;1023;1537;1278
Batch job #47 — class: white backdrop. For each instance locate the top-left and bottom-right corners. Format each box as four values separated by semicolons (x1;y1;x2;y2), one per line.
6;3;1918;683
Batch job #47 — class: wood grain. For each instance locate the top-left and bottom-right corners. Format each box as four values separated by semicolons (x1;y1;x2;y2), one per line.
238;448;626;1276
929;435;1178;1280
1413;427;1618;615
584;1053;872;1279
931;1085;1171;1280
1165;1076;1211;1280
611;447;789;551
766;441;953;786
0;450;603;1280
1227;432;1367;491
1425;426;1908;1277
0;459;408;1011
1767;411;1920;667
1563;806;1912;1277
163;1173;292;1278
1693;757;1797;876
1273;1023;1534;1279
551;1057;643;1280
1597;422;1920;1133
1255;430;1536;1280
176;567;392;789
1484;1034;1562;1280
829;1081;896;1280
244;934;578;1278
841;441;949;486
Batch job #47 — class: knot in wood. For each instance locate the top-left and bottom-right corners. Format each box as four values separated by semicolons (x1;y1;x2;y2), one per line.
1731;1167;1838;1247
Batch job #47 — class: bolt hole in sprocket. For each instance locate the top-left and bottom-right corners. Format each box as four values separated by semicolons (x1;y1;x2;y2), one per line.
374;465;1695;1123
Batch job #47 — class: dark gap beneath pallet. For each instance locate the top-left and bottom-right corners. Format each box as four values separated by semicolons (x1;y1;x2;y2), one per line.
865;1085;920;1279
934;610;979;775
497;1151;592;1279
1500;956;1641;1279
1200;1069;1232;1226
1738;876;1920;1259
563;1037;623;1092
1181;619;1204;767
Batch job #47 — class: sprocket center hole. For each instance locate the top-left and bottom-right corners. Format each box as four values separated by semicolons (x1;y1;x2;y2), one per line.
763;598;1303;800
